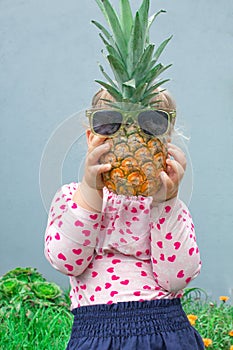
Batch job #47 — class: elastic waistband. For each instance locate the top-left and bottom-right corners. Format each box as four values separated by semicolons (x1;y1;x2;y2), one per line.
71;299;190;338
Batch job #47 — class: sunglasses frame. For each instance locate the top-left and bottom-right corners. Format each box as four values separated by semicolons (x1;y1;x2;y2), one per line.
86;108;176;138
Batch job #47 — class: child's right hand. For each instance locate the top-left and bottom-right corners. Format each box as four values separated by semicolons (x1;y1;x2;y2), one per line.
84;133;112;190
72;132;111;212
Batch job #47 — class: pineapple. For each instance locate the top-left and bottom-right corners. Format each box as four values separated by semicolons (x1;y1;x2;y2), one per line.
91;0;175;196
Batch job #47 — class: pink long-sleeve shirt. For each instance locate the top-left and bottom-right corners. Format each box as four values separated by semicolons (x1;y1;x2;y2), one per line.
44;182;201;310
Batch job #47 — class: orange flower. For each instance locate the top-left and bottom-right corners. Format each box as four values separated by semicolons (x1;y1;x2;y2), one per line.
187;314;198;326
230;346;233;350
203;338;213;347
229;330;233;337
219;296;229;302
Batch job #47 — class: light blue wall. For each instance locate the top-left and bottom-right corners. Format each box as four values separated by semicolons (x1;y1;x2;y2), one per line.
1;0;233;301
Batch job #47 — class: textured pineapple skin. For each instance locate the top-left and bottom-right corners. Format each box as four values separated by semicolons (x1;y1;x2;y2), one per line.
100;125;167;197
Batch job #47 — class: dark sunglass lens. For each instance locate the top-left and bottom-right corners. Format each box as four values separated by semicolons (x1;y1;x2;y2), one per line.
92;111;122;136
138;110;169;136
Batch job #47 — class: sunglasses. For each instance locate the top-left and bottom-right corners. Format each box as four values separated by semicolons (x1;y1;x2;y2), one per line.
86;109;176;138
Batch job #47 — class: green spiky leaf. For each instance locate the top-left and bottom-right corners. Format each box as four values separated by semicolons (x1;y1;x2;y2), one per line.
154;35;173;62
107;54;129;85
144;78;170;97
119;0;133;42
132;44;155;82
95;80;123;100
99;0;127;59
91;20;114;45
98;64;119;90
127;11;144;75
138;0;149;46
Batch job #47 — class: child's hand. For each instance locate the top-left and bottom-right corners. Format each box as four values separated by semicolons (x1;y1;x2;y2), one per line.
153;143;186;204
84;134;111;190
73;133;112;212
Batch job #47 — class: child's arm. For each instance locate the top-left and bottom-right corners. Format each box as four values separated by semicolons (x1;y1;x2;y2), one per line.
150;198;201;293
44;183;101;276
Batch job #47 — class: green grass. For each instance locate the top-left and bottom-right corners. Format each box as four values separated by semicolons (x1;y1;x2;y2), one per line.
0;302;73;350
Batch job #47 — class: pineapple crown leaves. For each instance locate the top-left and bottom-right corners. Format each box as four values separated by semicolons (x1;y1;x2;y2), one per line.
92;0;173;107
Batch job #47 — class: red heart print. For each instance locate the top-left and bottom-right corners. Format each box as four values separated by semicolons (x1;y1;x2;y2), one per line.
132;236;139;241
92;271;98;278
177;270;185;278
93;223;99;230
72;248;82;255
136;251;142;257
141;271;147;277
144;209;150;214
112;259;121;264
95;286;101;292
82;230;91;237
143;285;151;290
110;291;118;297
64;264;73;272
75;259;84;266
112;275;120;281
55;233;60;240
157;241;163;248
90;214;98;220
134;291;141;296
60;205;66;210
165;232;173;240
107;253;115;258
152;258;158;264
159;218;165;224
165;205;171;213
95;255;103;260
83;240;91;246
174;242;181;250
168;255;176;263
126;229;133;234
189;248;195;256
135;262;142;268
74;220;84;227
132;216;139;221
58;253;66;261
160;254;165;261
90;295;95;302
105;283;112;289
58;221;63;228
131;207;137;213
185;277;191;284
71;203;77;209
80;284;87;290
120;238;127;244
120;280;129;285
126;221;131;227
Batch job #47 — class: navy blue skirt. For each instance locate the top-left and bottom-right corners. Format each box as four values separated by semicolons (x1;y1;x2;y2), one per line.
66;299;204;350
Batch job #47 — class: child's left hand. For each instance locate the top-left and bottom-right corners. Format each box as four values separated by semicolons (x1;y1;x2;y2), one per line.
153;143;186;204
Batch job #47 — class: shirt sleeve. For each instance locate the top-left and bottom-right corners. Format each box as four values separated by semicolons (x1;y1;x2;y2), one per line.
44;183;101;276
150;197;202;293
